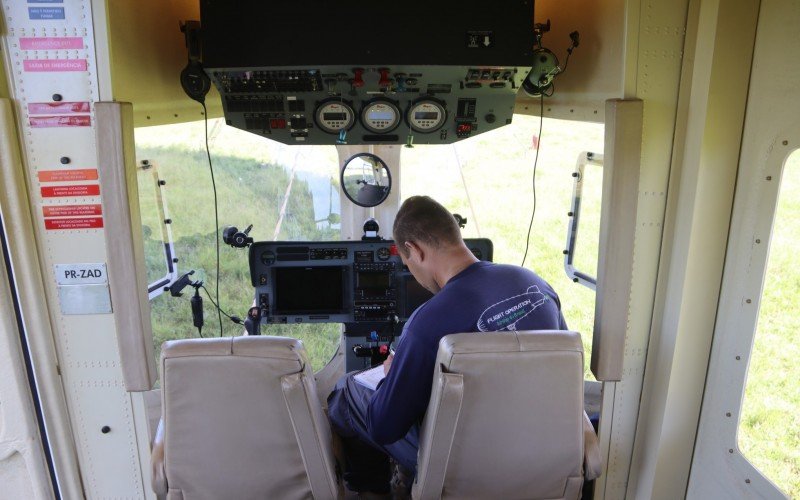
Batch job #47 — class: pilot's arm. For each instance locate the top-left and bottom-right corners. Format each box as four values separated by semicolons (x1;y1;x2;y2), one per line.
366;316;438;445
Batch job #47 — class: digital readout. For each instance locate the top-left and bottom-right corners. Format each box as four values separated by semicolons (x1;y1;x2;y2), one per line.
323;112;347;121
368;111;395;121
414;111;440;120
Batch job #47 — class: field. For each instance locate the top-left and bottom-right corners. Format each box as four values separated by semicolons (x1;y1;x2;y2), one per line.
134;116;798;496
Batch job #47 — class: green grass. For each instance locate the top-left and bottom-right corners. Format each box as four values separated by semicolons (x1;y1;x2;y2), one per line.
134;117;798;496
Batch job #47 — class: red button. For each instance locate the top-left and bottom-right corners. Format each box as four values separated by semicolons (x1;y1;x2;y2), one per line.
352;68;365;88
389;244;398;255
379;345;389;355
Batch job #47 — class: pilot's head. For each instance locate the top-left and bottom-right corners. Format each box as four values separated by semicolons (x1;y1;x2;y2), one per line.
393;195;464;294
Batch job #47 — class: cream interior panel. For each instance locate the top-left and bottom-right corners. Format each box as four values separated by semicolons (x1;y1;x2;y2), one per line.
688;0;800;497
1;1;149;496
105;0;222;126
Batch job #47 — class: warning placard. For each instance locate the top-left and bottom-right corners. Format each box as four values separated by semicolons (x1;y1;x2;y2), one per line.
41;185;100;198
38;169;98;182
30;115;91;128
20;37;83;51
28;102;90;114
43;204;102;217
45;217;103;230
24;59;87;72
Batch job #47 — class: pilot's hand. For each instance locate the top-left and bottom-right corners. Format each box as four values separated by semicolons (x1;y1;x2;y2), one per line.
383;354;393;375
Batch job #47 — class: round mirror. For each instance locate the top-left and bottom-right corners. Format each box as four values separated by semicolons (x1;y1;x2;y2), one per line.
340;153;392;208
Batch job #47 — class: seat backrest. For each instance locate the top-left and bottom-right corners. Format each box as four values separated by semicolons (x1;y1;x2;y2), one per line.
159;336;338;500
413;330;585;500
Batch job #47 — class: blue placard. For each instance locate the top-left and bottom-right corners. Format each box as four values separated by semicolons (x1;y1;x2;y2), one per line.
29;7;65;20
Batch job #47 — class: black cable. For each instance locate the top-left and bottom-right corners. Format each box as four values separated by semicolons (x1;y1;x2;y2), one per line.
521;94;545;267
201;101;224;337
200;285;239;322
561;49;574;74
560;33;580;74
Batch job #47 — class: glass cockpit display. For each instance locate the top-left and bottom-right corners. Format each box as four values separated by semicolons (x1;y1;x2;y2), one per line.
249;239;493;328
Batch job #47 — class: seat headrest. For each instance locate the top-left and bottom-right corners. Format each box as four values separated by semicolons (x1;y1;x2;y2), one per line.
438;330;582;366
161;335;307;364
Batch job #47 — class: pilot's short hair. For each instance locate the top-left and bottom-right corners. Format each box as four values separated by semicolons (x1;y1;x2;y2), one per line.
393;196;461;255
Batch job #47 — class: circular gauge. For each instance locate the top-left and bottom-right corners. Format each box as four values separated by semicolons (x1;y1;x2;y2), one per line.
361;100;401;134
377;247;391;261
407;99;447;134
315;100;355;134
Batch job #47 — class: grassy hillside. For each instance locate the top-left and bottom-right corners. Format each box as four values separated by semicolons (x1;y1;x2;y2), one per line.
135;144;341;367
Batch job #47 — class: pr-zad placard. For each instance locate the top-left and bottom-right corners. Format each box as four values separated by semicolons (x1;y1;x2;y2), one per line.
45;217;104;230
38;169;98;182
42;204;102;217
41;185;100;198
54;263;108;285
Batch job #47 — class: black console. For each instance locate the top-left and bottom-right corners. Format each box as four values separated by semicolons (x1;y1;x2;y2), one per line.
248;239;493;327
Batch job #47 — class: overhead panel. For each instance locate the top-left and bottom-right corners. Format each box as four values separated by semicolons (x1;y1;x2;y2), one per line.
200;0;535;145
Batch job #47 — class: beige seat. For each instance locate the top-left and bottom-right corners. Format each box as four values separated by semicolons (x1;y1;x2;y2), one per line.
413;330;602;500
151;336;339;500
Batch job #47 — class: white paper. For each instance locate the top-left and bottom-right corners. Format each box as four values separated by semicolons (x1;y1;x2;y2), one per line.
354;365;386;391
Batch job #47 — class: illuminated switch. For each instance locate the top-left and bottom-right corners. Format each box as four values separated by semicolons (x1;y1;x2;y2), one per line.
456;123;473;138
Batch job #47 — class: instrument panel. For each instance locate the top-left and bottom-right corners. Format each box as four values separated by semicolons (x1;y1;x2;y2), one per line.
248;239;494;326
209;66;528;145
199;0;535;145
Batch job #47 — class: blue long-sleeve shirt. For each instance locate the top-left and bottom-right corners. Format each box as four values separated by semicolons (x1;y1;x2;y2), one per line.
366;261;567;445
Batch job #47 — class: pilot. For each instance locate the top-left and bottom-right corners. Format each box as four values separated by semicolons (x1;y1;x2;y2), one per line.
327;195;568;497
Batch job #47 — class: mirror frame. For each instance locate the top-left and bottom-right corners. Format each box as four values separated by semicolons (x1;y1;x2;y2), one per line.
340;152;393;208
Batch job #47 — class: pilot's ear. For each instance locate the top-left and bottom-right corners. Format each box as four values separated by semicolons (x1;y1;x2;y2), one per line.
405;241;423;261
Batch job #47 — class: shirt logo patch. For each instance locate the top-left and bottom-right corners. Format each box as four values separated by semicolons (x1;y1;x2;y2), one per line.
477;286;548;332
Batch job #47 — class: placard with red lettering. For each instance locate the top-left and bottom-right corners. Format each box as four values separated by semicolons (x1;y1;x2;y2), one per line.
28;102;91;115
45;217;104;230
20;37;84;51
38;169;98;182
30;115;91;128
41;185;100;198
24;59;88;72
42;204;102;218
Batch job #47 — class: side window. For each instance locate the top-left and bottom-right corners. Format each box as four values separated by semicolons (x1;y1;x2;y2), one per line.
402;115;604;378
134;120;342;371
738;149;800;497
